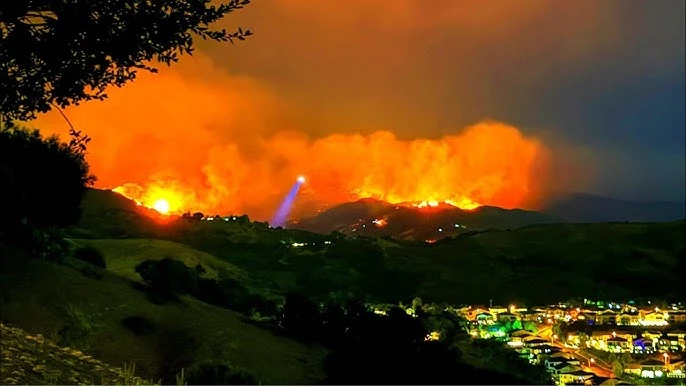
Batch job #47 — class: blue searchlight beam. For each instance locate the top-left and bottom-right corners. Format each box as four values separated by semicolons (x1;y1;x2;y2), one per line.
271;176;305;228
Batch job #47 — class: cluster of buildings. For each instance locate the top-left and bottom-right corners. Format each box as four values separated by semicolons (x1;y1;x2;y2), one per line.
456;301;686;328
458;300;686;385
567;329;685;354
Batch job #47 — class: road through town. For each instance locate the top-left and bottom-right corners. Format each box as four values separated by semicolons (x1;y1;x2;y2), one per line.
537;324;614;378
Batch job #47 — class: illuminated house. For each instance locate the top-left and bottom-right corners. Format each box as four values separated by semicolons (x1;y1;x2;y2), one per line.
489;305;508;315
559;370;595;385
640;311;669;326
666;329;685;347
545;352;578;369
606;336;631;352
640;359;666;378
595;309;617;325
589;331;635;351
617;312;640;326
475;312;495;324
496;312;518;323
632;338;656;354
668;311;686;325
518;309;541;322
466;305;490;321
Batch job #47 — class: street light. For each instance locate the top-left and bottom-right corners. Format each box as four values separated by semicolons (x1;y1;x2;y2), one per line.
551;334;558;344
589;358;595;367
663;352;669;365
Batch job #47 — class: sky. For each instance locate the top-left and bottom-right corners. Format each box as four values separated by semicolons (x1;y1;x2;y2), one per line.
34;0;685;219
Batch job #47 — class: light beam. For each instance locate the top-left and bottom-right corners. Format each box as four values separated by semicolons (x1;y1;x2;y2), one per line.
271;176;306;228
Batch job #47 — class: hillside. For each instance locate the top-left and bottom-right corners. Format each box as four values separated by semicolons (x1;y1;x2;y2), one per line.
0;249;327;384
70;189;686;306
543;193;686;223
381;220;686;304
0;322;150;385
69;238;251;285
287;198;564;240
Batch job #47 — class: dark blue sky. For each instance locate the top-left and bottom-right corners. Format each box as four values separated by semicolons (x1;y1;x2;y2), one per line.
206;0;684;202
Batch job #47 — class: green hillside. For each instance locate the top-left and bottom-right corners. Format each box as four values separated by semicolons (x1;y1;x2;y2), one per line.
383;221;686;304
0;249;326;384
72;189;686;306
3;188;684;384
0;322;150;385
69;238;250;285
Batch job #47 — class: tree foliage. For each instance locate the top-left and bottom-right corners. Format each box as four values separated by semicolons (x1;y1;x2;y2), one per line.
0;125;95;238
0;0;252;121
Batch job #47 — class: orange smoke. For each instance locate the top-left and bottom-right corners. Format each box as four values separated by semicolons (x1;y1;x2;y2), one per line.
30;55;552;221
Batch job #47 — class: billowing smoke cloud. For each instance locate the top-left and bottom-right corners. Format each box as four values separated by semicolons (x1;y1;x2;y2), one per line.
29;1;626;220
30;53;579;221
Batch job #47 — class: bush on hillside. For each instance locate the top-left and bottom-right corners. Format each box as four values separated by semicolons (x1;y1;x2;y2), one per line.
135;258;199;303
184;361;259;385
73;246;106;268
121;315;157;336
157;327;199;384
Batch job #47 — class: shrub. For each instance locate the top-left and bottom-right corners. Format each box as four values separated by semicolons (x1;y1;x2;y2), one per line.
185;361;259;385
57;304;100;347
135;258;199;303
78;265;103;279
73;246;106;268
121;316;157;336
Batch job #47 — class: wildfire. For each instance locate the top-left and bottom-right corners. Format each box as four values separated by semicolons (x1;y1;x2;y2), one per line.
152;199;171;215
31;53;556;221
112;183;186;215
372;218;388;227
412;199;480;210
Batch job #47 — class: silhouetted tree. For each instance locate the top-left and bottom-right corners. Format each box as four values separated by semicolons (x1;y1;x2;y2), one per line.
281;292;321;340
73;245;106;268
0;0;253;121
135;258;199;303
0;126;94;241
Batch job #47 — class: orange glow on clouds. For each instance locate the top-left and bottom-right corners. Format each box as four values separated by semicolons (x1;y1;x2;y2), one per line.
31;55;554;220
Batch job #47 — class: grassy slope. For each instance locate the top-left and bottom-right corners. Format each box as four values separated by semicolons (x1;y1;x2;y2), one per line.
0;322;150;385
74;189;686;305
385;221;686;305
0;253;326;384
69;238;249;284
